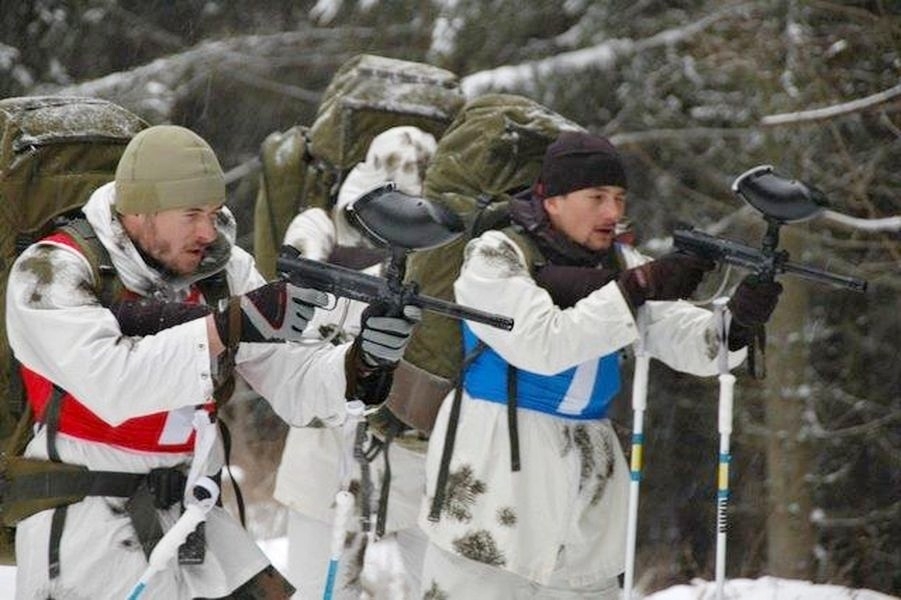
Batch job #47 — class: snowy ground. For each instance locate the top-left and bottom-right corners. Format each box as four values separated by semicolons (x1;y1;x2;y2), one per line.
1;547;897;600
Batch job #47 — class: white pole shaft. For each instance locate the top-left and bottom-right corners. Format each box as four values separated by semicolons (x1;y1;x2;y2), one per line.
323;401;366;600
715;372;736;600
624;351;650;600
323;490;355;600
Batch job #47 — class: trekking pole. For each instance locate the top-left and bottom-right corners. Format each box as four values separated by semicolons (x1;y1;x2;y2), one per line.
125;477;219;600
323;399;365;600
623;311;649;600
712;297;735;600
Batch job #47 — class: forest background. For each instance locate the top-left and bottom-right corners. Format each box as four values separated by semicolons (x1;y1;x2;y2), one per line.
1;0;898;596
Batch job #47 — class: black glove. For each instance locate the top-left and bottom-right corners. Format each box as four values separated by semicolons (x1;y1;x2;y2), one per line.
110;299;212;336
214;280;329;345
345;304;422;405
727;275;783;350
534;264;618;309
617;253;715;308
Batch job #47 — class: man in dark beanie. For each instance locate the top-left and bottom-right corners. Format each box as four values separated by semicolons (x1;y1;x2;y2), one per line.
418;131;782;599
6;125;420;599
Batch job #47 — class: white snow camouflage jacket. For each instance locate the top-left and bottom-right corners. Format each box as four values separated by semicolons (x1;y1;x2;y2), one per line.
5;183;350;599
419;229;746;587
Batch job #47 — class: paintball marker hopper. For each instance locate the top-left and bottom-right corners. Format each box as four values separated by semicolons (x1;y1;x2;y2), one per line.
732;165;827;223
673;165;867;293
347;182;464;251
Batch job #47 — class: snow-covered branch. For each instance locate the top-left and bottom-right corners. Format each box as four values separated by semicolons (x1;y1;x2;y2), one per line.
810;501;901;528
760;83;901;127
460;3;753;97
821;209;901;233
808;410;901;440
224;157;262;187
35;26;410;122
37;31;327;121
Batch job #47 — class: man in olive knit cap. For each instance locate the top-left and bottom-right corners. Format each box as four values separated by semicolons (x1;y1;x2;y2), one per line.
6;125;419;599
418;131;781;599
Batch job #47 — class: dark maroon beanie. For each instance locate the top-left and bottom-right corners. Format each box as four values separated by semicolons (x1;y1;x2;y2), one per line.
535;131;627;198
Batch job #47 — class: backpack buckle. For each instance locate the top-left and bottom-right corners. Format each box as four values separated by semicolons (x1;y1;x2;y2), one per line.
146;467;187;510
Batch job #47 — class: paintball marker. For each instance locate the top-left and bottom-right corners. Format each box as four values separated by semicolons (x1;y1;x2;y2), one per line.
276;183;515;331
673;165;867;293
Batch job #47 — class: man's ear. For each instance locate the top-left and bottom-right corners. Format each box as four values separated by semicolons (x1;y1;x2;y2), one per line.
543;195;562;218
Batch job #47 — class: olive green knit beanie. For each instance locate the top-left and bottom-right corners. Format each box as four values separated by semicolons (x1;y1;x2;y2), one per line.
115;125;225;214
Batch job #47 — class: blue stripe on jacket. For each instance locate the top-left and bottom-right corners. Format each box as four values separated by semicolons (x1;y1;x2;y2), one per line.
461;323;621;420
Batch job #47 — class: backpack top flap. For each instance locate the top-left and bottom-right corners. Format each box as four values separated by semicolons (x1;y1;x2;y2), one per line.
0;96;147;237
423;93;584;215
308;54;465;170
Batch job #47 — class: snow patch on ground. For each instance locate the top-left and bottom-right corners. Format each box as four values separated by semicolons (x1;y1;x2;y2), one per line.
0;566;14;599
646;576;899;600
1;552;897;600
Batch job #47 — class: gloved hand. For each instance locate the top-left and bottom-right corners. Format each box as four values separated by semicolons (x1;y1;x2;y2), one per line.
726;275;783;355
345;304;422;405
110;299;212;336
214;280;329;345
728;275;783;328
358;304;422;368
617;253;715;308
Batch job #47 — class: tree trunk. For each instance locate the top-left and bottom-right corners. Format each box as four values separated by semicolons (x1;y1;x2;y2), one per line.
763;227;816;578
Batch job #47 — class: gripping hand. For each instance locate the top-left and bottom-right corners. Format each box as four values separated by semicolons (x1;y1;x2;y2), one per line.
617;253;715;308
728;275;783;329
345;304;422;405
358;304;422;368
215;281;328;344
726;274;783;354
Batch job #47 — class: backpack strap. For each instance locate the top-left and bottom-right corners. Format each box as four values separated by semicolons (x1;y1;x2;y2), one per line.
501;224;546;276
498;227;542;475
195;271;239;407
506;363;520;473
56;218;123;306
427;226;550;522
427;341;487;522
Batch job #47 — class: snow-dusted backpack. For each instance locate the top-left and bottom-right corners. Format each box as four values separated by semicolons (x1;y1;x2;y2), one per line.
0;96;148;564
252;54;466;279
382;93;584;435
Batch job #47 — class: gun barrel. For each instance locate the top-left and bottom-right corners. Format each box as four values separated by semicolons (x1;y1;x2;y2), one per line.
276;254;514;330
415;294;514;331
782;261;868;293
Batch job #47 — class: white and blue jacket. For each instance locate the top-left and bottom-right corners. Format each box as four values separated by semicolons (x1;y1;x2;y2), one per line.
462;323;621;420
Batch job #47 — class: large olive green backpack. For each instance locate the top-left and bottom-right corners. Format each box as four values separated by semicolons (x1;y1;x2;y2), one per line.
253;54;466;279
383;93;584;432
0;96;147;564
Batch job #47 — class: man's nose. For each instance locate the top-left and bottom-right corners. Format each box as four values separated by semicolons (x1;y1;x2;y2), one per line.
599;200;621;220
197;219;217;243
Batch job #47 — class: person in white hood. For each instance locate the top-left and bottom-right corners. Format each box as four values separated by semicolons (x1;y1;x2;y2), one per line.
5;125;420;599
417;131;783;599
274;126;437;600
282;125;437;261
